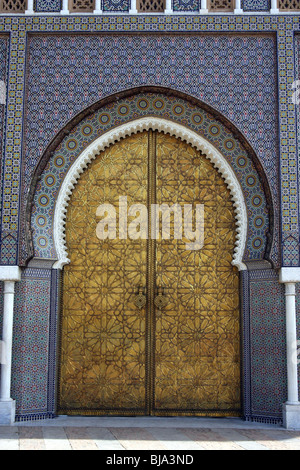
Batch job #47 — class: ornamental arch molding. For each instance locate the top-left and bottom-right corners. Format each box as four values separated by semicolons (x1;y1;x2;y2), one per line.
52;117;248;271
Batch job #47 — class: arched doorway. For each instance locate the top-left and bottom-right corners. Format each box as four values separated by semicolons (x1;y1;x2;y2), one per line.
57;130;241;416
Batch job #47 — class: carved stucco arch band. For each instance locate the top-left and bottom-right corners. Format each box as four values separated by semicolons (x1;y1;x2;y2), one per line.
52;117;248;271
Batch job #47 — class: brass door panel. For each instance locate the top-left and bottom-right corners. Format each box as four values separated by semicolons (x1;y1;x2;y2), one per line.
153;133;240;415
58;132;149;414
58;130;240;416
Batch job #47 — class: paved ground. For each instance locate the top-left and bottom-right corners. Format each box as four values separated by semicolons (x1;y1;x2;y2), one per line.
1;417;300;450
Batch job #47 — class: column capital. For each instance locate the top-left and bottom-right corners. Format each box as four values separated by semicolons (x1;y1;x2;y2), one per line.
3;281;16;295
279;267;300;284
284;282;296;296
0;266;21;282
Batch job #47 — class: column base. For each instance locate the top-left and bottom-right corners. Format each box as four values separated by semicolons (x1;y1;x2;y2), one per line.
234;8;243;14
0;399;16;425
283;403;300;430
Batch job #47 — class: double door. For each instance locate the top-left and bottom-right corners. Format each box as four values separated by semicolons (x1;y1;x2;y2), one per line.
58;130;241;416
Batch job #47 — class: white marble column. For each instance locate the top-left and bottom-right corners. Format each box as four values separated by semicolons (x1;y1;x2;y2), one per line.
234;0;243;14
129;0;138;13
61;0;70;14
270;0;279;13
199;0;208;14
165;0;173;14
0;266;21;425
25;0;34;14
280;268;300;429
94;0;103;13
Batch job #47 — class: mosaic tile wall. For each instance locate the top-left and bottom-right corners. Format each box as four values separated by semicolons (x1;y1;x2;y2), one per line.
0;36;8;155
0;36;8;233
24;34;278;193
249;272;287;421
11;268;53;419
23;33;280;267
248;275;300;421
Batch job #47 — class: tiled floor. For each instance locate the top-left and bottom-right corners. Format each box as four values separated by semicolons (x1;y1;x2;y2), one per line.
1;417;300;450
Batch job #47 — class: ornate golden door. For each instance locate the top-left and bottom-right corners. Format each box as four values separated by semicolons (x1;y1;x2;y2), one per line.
58;130;241;416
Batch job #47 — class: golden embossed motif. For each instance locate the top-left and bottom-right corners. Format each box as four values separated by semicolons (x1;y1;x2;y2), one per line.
58;131;240;416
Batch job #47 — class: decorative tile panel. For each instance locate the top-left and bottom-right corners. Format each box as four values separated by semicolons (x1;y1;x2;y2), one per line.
0;35;8;242
278;27;299;265
24;34;278;187
0;36;8;151
173;0;199;10
242;0;270;10
0;28;26;266
249;271;287;420
103;0;129;10
12;268;51;419
34;0;61;12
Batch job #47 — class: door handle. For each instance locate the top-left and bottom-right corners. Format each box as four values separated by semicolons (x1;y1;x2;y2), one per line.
154;287;168;310
134;285;147;310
